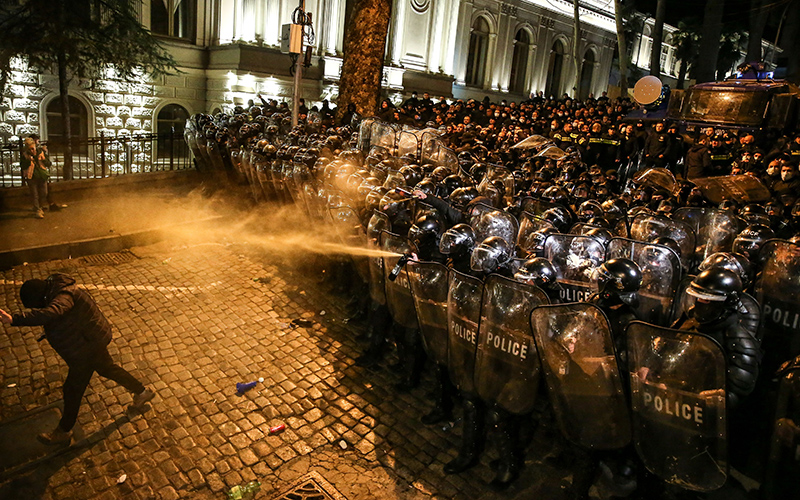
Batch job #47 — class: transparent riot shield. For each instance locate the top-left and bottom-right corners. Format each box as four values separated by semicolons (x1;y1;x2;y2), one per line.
518;197;560;218
543;234;606;303
407;261;450;365
630;213;695;272
381;231;419;329
530;303;631;449
357;118;376;152
626;321;728;491
673;208;744;267
510;134;553;151
477;164;515;207
755;240;800;374
330;205;369;282
763;356;800;500
397;130;421;160
421;137;458;173
469;207;519;247
366;212;390;305
690;175;772;205
606;237;681;326
448;270;484;395
474;275;549;415
633;167;677;193
517;211;557;255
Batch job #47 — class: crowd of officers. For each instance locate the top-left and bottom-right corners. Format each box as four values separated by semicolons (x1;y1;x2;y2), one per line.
186;91;800;499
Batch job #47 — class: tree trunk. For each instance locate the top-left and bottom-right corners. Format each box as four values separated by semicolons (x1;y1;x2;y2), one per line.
697;0;725;82
57;51;73;180
337;0;392;119
649;0;666;79
614;0;628;96
572;0;581;98
677;59;688;89
746;0;769;62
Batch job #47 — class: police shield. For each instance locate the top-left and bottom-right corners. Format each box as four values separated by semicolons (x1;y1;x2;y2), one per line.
381;231;419;329
517;211;557;254
530;303;631;449
448;270;484;395
474;275;548;415
543;234;606;303
629;213;695;272
477;164;515;207
469;205;519;247
606;237;681;326
366;212;390;305
626;321;728;491
755;240;800;373
673;208;744;267
407;261;450;365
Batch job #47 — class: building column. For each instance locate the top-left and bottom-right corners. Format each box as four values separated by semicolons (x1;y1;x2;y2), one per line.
322;0;341;55
428;0;447;73
388;0;407;65
484;32;497;89
524;42;537;96
494;10;513;91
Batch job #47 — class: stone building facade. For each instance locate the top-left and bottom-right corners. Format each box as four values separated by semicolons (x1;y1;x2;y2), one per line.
0;0;769;147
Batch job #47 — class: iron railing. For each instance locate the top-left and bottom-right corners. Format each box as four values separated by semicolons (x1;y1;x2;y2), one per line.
0;131;192;188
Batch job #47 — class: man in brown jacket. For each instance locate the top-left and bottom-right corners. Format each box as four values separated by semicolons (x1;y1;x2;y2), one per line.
0;274;154;445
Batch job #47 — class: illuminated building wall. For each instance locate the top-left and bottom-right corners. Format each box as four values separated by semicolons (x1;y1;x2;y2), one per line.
3;0;773;146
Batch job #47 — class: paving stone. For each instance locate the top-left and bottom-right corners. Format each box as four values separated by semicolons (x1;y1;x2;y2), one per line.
0;226;577;500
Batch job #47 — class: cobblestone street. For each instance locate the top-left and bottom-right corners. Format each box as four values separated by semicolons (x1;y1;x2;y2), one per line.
0;206;571;500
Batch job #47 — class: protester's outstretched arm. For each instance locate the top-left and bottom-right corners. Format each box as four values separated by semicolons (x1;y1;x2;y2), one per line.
9;293;74;327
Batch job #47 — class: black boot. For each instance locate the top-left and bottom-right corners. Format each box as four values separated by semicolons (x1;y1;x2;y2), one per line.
395;328;425;391
490;410;520;490
422;365;454;425
356;303;390;367
444;398;483;474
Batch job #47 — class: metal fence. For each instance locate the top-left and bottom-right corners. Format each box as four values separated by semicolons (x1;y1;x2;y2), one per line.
0;131;193;188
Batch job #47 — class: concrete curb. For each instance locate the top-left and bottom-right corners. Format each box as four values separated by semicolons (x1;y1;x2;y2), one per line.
0;214;224;270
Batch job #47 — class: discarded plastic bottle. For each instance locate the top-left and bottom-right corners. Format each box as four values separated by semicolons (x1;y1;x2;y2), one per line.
226;480;261;500
236;381;257;395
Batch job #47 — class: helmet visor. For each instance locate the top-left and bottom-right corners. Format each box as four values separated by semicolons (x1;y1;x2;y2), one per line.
470;244;500;273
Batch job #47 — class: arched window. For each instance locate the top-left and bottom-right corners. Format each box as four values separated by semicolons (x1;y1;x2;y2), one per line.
150;0;196;40
579;49;595;99
545;39;565;98
156;104;190;158
46;95;89;154
465;17;490;87
509;29;530;94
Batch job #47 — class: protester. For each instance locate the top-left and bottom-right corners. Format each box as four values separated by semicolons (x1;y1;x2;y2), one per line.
0;274;154;445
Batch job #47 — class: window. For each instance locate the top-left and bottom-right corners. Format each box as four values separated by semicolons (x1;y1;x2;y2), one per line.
660;45;669;74
545;39;565;97
156;104;190;157
150;0;196;40
465;17;490;87
579;50;595;99
509;30;530;94
46;95;89;154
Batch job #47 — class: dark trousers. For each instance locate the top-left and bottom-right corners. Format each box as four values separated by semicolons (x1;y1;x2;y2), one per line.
60;345;145;431
26;177;48;210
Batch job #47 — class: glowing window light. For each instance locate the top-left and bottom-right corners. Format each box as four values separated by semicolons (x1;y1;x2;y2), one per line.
226;72;238;90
